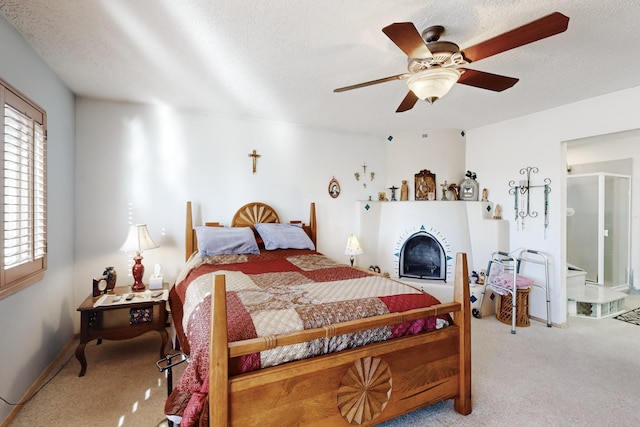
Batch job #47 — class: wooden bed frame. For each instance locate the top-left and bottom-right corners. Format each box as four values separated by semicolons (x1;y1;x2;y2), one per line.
183;201;471;426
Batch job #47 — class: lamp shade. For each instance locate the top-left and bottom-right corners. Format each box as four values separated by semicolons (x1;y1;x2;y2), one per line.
344;235;363;256
119;224;158;292
407;68;460;104
119;224;159;253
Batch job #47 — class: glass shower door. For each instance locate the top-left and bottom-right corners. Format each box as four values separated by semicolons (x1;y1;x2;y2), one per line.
604;175;630;286
567;175;599;282
567;173;631;288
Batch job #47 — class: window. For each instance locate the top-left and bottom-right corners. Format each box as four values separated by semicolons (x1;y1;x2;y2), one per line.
0;78;47;300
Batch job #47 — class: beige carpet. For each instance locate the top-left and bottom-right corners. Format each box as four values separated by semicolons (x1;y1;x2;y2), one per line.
8;295;640;426
7;332;184;427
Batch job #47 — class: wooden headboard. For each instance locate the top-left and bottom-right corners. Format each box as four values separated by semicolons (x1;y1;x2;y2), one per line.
185;201;317;261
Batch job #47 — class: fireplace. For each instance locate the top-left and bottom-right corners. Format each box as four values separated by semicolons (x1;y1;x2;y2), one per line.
357;201;507;283
398;231;447;281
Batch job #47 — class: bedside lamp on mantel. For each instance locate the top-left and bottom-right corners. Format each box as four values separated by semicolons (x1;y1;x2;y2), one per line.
345;234;363;267
120;224;159;292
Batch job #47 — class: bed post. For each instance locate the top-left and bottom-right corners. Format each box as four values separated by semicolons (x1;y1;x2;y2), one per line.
309;202;317;246
209;274;229;426
453;252;472;415
186;201;194;262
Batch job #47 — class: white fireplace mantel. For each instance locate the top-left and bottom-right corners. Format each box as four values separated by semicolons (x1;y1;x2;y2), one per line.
355;200;509;286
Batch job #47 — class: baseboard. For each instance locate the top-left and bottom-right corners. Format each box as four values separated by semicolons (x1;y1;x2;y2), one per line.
0;336;77;427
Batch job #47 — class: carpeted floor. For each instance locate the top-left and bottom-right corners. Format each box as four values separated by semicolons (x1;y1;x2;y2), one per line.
7;332;184;427
7;295;640;426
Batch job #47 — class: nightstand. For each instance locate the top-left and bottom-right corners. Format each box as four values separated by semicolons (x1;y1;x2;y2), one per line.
75;285;169;377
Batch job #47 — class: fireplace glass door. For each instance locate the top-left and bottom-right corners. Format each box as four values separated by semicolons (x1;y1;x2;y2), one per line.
399;232;446;281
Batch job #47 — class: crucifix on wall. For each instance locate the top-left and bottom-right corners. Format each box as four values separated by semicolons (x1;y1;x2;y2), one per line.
248;149;261;174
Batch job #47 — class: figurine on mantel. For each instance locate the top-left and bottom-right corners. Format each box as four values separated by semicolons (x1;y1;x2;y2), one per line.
440;180;449;201
493;204;503;219
448;183;460;200
400;180;409;201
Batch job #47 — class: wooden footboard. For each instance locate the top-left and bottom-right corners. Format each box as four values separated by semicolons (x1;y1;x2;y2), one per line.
209;253;471;425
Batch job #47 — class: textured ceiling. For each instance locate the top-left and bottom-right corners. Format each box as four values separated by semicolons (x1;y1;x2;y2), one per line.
2;0;640;137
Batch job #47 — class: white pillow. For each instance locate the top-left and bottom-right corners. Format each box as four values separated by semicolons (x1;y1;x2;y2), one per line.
196;226;259;256
254;223;315;251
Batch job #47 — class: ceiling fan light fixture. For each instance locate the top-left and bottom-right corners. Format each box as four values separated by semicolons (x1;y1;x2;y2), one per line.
407;68;461;103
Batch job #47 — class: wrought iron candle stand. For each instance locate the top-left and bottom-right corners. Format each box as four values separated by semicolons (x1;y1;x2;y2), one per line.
508;166;551;236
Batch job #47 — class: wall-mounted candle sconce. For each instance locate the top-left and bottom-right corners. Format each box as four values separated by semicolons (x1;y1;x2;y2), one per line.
508;166;551;236
354;163;375;188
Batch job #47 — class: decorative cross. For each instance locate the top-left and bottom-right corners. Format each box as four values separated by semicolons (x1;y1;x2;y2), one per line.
248;149;261;174
355;162;374;188
388;186;399;201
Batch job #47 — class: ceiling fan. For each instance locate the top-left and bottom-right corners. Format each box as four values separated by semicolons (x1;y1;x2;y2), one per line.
334;12;569;112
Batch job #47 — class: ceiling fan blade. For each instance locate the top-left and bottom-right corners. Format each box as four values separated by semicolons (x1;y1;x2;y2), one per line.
333;74;408;92
462;12;569;63
382;22;433;59
396;91;419;112
457;68;519;92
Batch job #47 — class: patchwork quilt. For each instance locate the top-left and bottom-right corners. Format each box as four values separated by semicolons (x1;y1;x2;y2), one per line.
165;249;451;426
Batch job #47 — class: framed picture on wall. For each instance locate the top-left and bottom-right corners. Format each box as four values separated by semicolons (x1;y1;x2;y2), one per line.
328;177;340;198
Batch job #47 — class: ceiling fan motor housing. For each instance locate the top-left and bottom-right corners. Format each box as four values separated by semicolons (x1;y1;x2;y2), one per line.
421;25;445;43
408;40;464;73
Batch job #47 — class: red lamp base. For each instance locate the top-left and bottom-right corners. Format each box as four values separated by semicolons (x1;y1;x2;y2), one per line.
131;253;146;292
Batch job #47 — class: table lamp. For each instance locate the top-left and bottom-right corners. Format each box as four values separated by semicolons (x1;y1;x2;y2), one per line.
344;234;363;267
120;224;159;291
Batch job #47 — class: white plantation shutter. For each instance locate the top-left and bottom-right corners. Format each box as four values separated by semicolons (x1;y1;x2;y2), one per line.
1;80;47;299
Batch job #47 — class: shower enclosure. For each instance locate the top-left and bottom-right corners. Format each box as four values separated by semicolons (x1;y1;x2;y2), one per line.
566;173;631;290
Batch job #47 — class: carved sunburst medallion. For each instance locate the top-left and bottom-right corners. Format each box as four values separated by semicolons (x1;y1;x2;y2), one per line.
337;357;392;425
231;202;280;228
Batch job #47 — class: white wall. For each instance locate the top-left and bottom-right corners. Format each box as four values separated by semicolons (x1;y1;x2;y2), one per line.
73;99;387;318
466;86;640;325
0;15;76;423
384;129;466;201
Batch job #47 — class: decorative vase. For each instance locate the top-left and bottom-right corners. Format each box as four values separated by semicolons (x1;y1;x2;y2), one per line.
103;267;117;292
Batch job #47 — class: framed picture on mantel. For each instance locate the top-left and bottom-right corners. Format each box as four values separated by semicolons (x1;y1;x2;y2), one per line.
459;178;479;201
415;169;436;201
